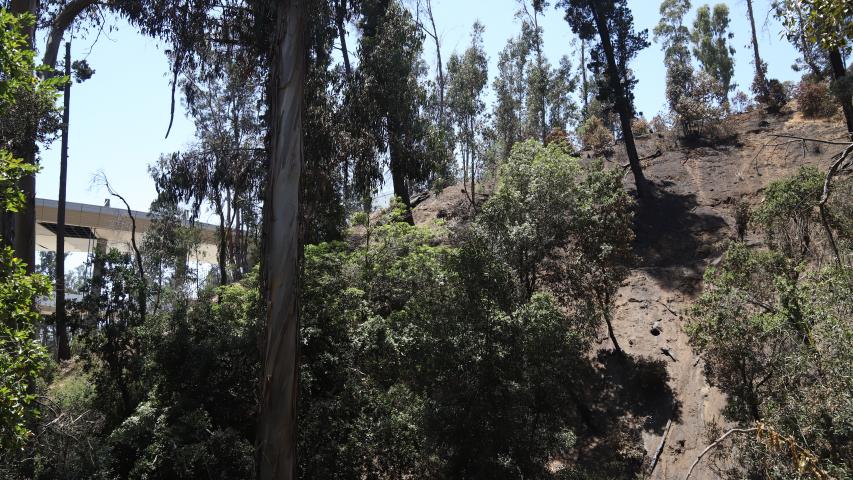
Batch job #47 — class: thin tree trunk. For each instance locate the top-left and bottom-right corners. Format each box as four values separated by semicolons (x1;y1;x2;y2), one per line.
580;38;588;112
745;0;768;97
589;4;647;197
216;202;228;286
388;130;414;224
827;47;853;137
425;0;445;127
334;0;352;79
55;41;72;362
257;0;307;478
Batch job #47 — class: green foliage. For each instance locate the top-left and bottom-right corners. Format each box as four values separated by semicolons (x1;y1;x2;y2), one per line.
779;0;853;51
691;4;735;104
0;150;38;213
447;22;489;185
298;217;593;478
764;78;790;113
688;244;853;477
476;140;633;353
577;115;613;152
491;16;579;161
753;166;824;262
559;0;649;118
0;9;64;159
0;8;55;453
0;246;50;451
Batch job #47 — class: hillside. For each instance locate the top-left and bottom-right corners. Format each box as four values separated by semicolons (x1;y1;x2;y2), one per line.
409;105;850;479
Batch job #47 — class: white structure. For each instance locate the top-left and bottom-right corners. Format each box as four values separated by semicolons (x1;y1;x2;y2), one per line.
35;198;219;262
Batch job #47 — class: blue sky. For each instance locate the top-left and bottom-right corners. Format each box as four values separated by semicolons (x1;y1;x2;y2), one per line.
36;0;801;213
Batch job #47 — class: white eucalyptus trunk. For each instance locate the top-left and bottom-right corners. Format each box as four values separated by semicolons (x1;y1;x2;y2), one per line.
257;0;306;479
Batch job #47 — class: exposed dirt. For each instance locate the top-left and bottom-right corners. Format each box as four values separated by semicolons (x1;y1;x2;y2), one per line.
408;105;851;479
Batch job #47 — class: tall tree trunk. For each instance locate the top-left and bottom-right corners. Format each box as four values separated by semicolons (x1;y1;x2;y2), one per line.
827;47;853;137
388;129;414;224
257;1;307;478
425;0;445;128
589;4;647;197
10;0;39;273
216;202;228;286
334;0;352;79
580;38;588;112
55;41;72;362
745;0;768;97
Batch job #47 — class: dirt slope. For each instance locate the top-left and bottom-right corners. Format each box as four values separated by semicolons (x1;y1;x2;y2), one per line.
410;106;850;479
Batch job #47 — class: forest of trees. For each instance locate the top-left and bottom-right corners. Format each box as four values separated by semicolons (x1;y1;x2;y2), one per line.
1;0;852;478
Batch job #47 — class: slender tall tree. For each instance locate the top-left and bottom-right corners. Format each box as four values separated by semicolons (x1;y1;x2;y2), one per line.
54;41;71;361
559;0;649;197
447;22;488;206
745;0;769;99
691;4;735;104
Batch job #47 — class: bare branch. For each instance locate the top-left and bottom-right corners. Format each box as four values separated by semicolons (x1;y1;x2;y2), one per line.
684;427;758;480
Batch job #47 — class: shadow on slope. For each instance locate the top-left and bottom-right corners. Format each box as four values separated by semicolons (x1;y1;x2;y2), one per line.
633;181;726;293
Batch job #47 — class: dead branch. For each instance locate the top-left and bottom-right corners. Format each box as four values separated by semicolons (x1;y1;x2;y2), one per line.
684;427;758;480
94;172;147;319
648;415;674;476
656;299;680;318
817;143;853;269
769;133;852;146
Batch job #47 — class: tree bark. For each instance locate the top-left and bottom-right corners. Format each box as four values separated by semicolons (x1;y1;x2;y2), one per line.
745;0;767;97
55;41;72;362
580;38;588;112
10;0;39;273
42;0;97;69
426;0;445;128
827;47;853;137
257;0;307;478
334;0;352;79
388;129;414;224
589;3;647;197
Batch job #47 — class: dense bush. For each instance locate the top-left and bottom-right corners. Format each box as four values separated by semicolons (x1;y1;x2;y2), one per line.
763;79;788;113
298;220;591;479
753;166;825;263
577;116;613;153
688;244;853;478
795;81;838;118
298;140;636;478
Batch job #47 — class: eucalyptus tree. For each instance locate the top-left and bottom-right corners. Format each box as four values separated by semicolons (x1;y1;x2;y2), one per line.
353;0;432;222
691;4;735;104
150;46;265;285
492;12;578;162
744;0;769;99
558;0;649;197
654;0;695;134
447;22;488;205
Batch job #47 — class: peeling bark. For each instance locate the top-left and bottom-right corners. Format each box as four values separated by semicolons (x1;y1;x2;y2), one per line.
257;0;307;478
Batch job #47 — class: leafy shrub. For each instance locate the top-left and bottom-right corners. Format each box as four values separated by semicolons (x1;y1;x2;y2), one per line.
764;79;788;113
688;244;853;477
577;116;613;153
795;81;837;118
753;166;824;262
298;220;591;478
673;71;726;138
632;117;651;136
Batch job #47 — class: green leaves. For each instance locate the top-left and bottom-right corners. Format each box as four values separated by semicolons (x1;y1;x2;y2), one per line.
0;246;50;451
